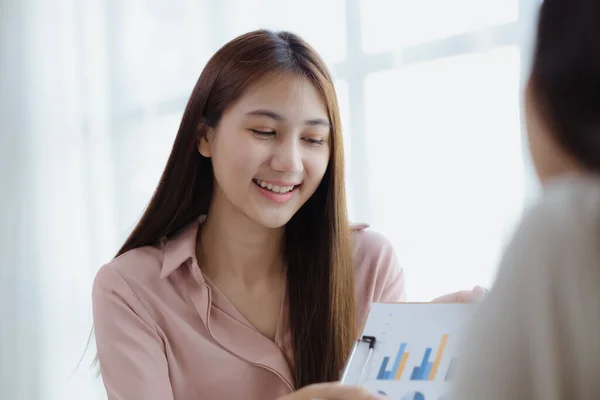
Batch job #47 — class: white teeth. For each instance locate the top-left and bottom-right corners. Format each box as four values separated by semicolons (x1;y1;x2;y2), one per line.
255;179;295;194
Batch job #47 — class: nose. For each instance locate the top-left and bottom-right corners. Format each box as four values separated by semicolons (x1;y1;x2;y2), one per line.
270;138;303;173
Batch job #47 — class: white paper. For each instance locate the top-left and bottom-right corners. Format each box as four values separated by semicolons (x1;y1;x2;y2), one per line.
342;303;476;400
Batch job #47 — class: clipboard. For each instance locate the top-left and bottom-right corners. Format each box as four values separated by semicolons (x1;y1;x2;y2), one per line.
340;303;476;399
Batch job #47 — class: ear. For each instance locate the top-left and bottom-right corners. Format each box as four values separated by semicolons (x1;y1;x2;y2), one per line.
198;127;214;158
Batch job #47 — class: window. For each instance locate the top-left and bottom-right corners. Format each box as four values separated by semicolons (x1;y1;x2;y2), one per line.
109;0;539;299
112;112;182;233
361;0;519;52
364;47;524;299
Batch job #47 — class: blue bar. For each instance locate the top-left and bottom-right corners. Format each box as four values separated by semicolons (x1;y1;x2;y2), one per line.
420;348;432;370
422;362;433;380
410;367;421;380
390;343;407;377
377;357;391;380
411;348;432;380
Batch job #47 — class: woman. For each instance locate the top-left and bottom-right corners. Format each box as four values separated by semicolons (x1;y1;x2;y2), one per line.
452;0;600;398
93;30;480;400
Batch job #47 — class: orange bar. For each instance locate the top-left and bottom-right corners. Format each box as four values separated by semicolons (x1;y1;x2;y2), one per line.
394;352;409;380
428;334;449;380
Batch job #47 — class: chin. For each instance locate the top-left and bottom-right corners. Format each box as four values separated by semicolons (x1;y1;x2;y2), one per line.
248;209;296;229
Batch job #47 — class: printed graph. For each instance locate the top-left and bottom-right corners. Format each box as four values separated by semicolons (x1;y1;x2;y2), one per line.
376;343;410;380
411;334;449;381
375;334;454;382
356;303;474;399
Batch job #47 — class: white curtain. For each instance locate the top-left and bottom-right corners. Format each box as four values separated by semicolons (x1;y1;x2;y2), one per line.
0;0;541;398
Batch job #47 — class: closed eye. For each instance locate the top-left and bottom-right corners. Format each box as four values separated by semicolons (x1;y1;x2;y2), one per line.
250;129;275;137
303;137;325;145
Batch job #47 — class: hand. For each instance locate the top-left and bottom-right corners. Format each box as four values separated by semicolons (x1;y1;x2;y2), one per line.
430;285;489;304
277;382;389;400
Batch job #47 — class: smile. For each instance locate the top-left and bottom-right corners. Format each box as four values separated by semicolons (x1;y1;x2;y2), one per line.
252;179;298;194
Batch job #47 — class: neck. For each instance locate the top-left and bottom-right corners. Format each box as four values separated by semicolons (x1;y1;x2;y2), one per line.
197;194;284;286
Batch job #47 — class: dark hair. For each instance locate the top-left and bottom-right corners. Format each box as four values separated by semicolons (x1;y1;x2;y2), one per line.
108;30;355;388
529;0;600;170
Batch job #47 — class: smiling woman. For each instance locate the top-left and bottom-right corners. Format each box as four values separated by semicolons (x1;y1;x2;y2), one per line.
197;72;332;229
91;29;477;400
91;30;401;400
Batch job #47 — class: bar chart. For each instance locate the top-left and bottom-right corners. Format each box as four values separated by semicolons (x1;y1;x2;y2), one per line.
375;334;453;382
353;303;475;400
376;342;410;380
411;334;449;381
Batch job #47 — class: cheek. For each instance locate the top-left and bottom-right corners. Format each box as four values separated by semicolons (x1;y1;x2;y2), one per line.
304;150;330;183
211;134;258;184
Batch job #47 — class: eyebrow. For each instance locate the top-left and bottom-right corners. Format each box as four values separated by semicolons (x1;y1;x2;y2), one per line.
245;109;330;127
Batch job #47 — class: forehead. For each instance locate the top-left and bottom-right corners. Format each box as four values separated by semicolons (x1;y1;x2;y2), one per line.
229;72;329;121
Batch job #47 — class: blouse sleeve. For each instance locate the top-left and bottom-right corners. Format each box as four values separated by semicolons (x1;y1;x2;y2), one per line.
92;265;175;400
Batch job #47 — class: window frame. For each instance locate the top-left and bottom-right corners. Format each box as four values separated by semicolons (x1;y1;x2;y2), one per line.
106;0;541;226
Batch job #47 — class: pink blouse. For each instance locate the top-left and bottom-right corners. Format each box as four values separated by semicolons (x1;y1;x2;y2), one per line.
92;217;405;400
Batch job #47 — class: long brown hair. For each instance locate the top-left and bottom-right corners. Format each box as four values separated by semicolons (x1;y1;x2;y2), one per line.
112;30;355;388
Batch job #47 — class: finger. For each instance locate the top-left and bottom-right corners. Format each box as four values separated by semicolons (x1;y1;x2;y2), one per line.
431;290;472;303
470;285;488;303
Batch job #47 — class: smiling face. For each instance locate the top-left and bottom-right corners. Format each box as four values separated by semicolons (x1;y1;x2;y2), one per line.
198;72;331;229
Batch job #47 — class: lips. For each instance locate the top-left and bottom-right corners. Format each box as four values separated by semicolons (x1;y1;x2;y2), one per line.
252;179;300;203
252;179;299;194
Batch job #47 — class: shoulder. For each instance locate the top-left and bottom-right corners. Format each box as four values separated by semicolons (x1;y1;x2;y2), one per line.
530;175;600;222
93;245;164;297
499;175;600;287
453;177;600;398
350;223;405;304
513;176;600;252
350;223;397;264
